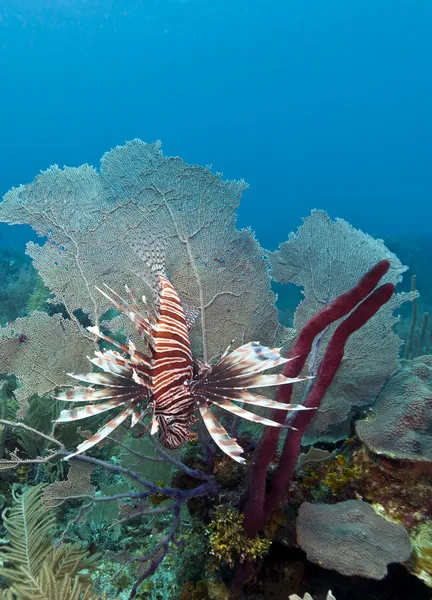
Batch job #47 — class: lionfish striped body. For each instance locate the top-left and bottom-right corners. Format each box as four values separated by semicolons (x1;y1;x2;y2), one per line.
55;274;311;463
149;276;195;448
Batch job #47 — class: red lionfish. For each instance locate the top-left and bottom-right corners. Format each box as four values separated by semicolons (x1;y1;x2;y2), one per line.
54;274;310;463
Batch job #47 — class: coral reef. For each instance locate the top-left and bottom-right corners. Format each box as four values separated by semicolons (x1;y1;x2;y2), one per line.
296;441;432;528
296;500;412;579
409;521;432;587
242;260;395;539
0;140;428;599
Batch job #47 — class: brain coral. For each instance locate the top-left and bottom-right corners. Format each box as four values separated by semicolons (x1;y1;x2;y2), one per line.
356;355;432;461
296;500;412;579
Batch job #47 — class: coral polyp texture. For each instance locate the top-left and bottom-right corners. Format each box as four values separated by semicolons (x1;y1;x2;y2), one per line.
296;500;413;579
356;355;432;461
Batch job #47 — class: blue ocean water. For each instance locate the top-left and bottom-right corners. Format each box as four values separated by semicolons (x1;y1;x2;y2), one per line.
0;0;431;252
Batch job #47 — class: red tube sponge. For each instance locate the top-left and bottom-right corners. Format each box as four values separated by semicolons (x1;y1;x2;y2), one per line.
242;260;394;537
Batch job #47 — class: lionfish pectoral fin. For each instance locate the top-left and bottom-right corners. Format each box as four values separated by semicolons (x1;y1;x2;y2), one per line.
150;416;159;435
131;410;143;427
55;396;131;423
206;396;291;428
219;340;234;361
54;387;137;403
64;405;135;460
198;400;245;464
66;371;134;388
204;389;315;411
132;368;148;387
211;342;295;378
88;351;133;378
53;387;98;402
210;373;308;389
196;342;310;390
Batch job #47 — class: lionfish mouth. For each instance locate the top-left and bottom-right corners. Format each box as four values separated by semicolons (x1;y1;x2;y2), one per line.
54;275;312;463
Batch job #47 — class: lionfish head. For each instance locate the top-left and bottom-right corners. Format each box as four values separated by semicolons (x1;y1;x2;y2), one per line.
156;415;191;449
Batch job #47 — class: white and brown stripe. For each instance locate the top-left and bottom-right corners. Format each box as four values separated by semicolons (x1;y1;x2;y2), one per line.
53;287;154;458
65;404;138;459
197;399;245;464
150;275;195;448
189;340;313;461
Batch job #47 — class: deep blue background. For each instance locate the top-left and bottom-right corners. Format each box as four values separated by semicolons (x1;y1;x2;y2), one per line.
0;0;431;250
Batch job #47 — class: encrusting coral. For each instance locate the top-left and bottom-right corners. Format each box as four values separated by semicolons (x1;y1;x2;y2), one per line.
296;441;432;530
206;505;271;567
296;500;412;580
409;521;432;587
356;355;432;461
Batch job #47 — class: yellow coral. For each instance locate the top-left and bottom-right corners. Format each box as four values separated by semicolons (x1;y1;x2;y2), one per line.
322;453;363;495
148;480;169;506
179;581;209;600
409;521;432;587
206;505;271;567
